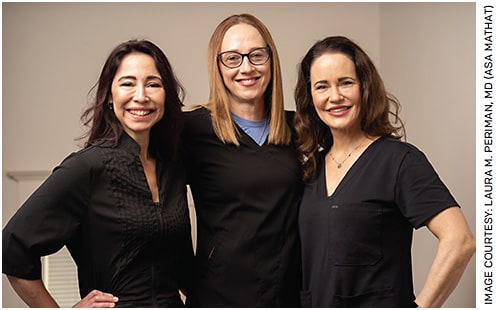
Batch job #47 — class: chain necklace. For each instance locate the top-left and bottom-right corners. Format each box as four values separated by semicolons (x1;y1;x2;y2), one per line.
328;138;366;169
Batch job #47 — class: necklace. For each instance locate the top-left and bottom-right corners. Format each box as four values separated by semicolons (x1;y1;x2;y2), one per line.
329;138;366;169
257;118;269;144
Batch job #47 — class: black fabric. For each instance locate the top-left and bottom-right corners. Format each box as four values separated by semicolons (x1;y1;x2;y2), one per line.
182;107;303;307
3;133;193;307
298;136;459;307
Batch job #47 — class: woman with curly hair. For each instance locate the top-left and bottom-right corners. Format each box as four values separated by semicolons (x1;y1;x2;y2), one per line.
294;36;475;308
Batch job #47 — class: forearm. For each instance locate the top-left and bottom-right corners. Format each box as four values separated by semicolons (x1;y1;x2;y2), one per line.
415;233;475;307
7;275;59;308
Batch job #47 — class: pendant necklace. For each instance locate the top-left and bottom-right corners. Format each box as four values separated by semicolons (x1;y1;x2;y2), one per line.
329;138;366;169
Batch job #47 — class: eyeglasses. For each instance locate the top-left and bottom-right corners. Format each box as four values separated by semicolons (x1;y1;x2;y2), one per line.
217;47;271;69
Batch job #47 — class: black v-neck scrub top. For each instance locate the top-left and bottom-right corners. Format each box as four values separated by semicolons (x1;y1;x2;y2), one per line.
298;137;459;307
182;107;303;307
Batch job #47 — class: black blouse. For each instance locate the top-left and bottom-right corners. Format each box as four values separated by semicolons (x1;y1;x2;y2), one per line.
299;137;459;307
2;133;193;307
182;107;303;307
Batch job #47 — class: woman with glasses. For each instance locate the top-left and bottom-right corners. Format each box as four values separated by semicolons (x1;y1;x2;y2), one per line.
182;14;302;307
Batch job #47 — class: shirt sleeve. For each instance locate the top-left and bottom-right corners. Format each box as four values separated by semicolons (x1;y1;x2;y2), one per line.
395;146;459;229
2;150;93;280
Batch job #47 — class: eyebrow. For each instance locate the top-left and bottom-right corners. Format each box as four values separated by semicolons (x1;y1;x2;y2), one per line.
117;75;163;82
220;46;267;53
313;76;357;86
339;76;357;81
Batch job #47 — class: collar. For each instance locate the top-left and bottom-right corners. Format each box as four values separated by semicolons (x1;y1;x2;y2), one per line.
118;132;141;156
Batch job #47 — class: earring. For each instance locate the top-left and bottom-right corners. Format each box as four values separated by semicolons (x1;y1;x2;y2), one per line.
108;103;113;110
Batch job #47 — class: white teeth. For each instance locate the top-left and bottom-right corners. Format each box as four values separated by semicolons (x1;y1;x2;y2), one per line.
330;107;349;112
239;78;257;83
129;110;151;116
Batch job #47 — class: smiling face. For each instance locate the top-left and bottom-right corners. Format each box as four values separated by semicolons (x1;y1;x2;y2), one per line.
110;52;165;142
219;23;271;107
310;52;362;134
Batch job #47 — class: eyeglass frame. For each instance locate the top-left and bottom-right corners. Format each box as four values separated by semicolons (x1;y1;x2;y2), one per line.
217;47;272;69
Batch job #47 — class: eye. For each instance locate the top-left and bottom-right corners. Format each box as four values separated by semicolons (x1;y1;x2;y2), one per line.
250;51;265;60
314;84;328;91
147;82;163;88
120;81;134;87
224;53;241;63
339;79;356;87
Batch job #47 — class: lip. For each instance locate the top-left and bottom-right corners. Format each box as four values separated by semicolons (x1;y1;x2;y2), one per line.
326;105;351;116
126;108;155;119
236;76;260;87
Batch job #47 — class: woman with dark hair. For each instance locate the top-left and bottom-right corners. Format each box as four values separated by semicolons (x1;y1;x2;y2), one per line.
182;14;302;307
2;39;193;307
294;36;475;307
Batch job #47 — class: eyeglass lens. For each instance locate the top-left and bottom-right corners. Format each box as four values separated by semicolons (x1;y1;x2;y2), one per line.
219;48;270;68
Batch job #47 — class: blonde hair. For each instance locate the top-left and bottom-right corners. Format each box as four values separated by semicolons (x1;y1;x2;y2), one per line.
205;13;291;146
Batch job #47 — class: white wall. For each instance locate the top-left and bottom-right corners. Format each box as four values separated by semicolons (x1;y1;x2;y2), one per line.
379;3;476;307
2;2;475;307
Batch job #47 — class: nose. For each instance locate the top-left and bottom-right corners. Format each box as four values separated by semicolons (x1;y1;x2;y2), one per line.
133;84;148;102
328;86;343;102
239;55;255;72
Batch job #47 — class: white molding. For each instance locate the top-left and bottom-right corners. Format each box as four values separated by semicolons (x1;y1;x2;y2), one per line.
6;170;50;182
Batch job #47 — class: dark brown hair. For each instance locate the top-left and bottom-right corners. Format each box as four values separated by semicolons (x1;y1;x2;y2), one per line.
294;36;405;182
81;39;185;161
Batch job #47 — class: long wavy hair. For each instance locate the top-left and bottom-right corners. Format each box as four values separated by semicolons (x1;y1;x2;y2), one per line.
80;39;185;161
294;36;405;182
204;13;291;146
